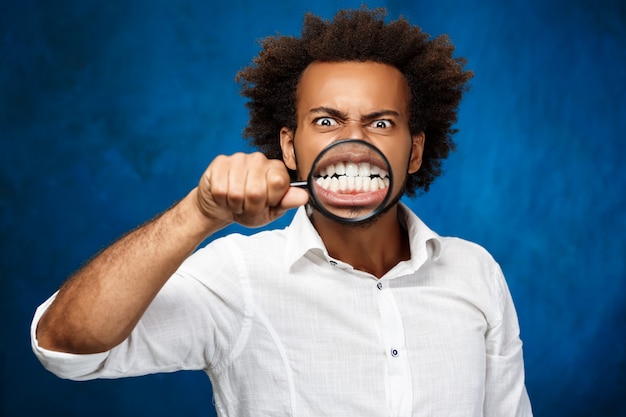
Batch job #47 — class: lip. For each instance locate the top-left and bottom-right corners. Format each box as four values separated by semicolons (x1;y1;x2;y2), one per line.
312;181;388;207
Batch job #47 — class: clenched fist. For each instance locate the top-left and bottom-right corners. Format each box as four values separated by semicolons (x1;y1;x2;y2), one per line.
196;152;309;228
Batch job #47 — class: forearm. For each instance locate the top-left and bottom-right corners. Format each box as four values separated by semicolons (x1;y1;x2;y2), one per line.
36;188;228;354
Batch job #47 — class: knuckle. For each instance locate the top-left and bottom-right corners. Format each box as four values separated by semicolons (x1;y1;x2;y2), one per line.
246;186;266;204
267;172;288;189
228;189;245;205
249;151;267;160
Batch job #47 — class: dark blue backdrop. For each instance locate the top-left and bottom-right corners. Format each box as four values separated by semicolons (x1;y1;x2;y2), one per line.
2;0;624;416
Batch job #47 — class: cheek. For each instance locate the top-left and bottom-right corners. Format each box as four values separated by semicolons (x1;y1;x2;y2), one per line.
387;148;416;187
292;146;316;180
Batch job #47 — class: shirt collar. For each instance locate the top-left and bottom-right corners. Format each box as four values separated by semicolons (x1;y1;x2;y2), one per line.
284;204;442;273
398;203;442;270
284;206;329;271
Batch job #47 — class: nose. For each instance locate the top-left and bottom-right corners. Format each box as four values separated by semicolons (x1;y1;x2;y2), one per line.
340;120;369;142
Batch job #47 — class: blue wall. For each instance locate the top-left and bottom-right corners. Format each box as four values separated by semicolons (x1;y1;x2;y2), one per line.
1;0;624;415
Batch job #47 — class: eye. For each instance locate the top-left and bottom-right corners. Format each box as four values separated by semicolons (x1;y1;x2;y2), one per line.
371;119;393;129
314;117;338;127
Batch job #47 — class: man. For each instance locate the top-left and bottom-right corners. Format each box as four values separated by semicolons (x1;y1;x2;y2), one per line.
32;8;532;416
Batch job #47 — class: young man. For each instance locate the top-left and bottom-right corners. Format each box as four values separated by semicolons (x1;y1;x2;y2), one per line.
32;8;532;416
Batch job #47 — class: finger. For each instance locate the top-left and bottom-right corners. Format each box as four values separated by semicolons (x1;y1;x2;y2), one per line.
225;153;249;214
203;155;230;208
242;156;273;215
278;187;309;210
265;163;293;208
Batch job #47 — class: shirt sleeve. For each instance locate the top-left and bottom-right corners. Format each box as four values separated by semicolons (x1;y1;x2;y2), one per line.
31;293;111;381
483;264;533;416
30;239;248;381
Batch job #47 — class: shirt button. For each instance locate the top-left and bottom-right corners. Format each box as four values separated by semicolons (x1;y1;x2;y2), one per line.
377;282;383;290
329;260;337;266
391;348;399;357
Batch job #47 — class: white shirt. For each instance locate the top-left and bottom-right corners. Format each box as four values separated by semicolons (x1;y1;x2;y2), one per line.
31;204;532;417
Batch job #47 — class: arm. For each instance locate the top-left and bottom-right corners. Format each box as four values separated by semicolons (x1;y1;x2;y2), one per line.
483;266;533;416
35;152;308;354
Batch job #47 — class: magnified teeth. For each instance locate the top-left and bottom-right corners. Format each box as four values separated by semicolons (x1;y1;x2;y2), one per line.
361;177;371;192
316;161;389;193
319;162;387;180
369;177;378;191
345;162;358;177
338;176;347;190
358;162;370;177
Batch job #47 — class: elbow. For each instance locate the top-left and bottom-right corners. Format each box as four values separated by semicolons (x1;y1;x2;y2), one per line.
35;310;119;354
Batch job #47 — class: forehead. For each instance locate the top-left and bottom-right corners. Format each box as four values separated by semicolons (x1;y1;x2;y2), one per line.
296;61;410;116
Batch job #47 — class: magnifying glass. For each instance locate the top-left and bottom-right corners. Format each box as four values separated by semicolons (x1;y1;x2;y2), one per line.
290;139;394;224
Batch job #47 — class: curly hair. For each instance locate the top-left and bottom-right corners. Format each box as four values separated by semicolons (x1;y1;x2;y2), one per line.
235;7;473;195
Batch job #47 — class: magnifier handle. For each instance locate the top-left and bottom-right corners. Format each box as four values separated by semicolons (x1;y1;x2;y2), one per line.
290;181;308;189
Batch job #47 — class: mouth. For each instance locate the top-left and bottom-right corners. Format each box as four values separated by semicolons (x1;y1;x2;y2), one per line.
310;156;391;211
313;160;390;193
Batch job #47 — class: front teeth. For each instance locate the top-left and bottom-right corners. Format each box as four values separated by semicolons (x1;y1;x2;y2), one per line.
316;161;390;192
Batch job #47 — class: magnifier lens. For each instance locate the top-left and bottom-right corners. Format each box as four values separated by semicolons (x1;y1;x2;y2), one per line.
303;139;393;224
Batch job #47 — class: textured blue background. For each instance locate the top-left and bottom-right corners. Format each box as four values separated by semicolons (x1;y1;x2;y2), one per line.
1;0;624;416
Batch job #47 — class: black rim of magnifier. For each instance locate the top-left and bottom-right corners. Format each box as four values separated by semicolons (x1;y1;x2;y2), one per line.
305;139;394;224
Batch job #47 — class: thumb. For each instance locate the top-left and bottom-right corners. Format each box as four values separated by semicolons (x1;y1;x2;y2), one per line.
278;186;309;210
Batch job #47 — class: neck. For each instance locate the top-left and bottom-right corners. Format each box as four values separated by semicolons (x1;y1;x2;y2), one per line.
311;204;410;278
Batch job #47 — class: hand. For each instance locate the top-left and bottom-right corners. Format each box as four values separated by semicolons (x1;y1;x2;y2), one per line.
196;152;309;228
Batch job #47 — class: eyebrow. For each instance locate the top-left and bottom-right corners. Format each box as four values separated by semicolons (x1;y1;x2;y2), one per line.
306;106;401;122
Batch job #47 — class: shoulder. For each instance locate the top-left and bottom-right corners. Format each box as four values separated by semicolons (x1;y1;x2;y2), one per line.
196;227;289;264
434;236;503;283
439;236;497;264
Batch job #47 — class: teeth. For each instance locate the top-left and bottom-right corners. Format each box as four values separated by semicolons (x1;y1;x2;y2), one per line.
330;177;339;192
370;177;378;191
345;162;358;177
361;177;371;192
319;162;389;179
315;161;389;193
347;176;355;190
338;176;347;190
358;162;370;177
355;176;363;191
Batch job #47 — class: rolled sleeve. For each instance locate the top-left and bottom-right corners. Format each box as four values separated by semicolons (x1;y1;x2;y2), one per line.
30;240;248;382
30;293;110;380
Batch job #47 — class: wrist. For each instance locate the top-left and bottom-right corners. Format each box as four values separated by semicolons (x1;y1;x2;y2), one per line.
175;188;231;241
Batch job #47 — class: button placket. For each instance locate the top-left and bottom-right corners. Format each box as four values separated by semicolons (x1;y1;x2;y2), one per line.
374;280;413;416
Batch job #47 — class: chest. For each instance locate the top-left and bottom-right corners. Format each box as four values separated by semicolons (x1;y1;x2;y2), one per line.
251;268;488;386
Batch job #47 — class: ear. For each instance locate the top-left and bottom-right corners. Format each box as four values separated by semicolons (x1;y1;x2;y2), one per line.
408;132;425;174
280;127;297;170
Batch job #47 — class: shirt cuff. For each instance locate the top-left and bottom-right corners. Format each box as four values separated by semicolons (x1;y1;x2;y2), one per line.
30;292;110;381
